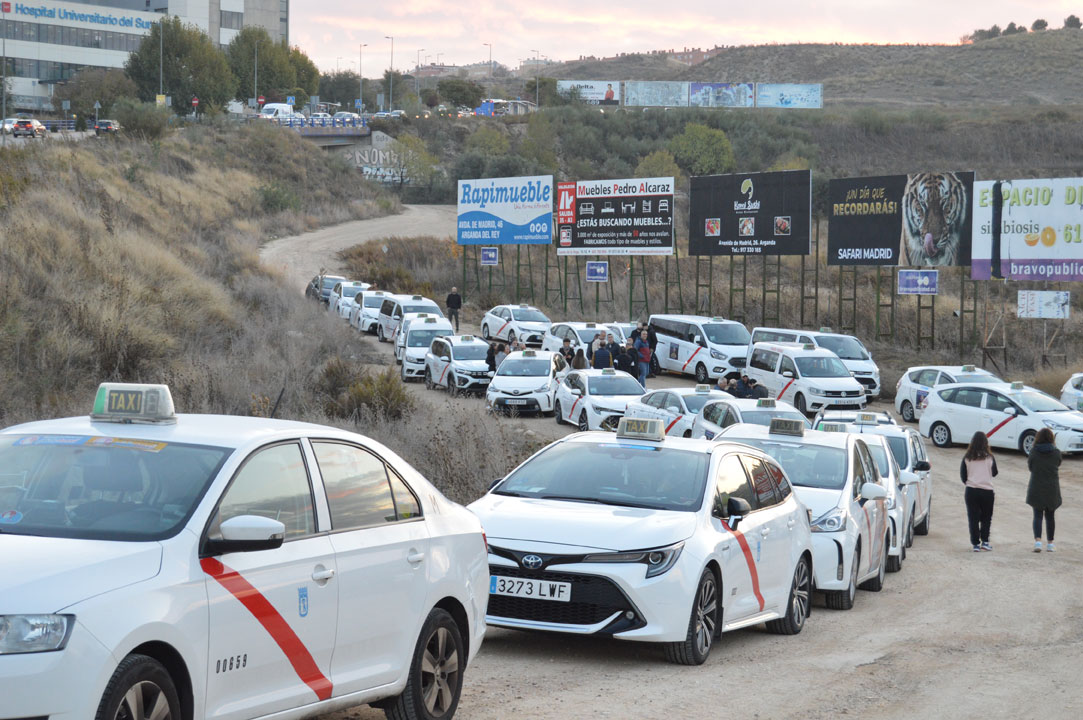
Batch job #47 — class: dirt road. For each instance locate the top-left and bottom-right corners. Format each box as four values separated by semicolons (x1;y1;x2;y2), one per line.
261;219;1083;720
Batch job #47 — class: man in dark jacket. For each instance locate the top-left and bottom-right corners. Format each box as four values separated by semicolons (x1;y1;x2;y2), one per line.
605;333;621;359
592;343;613;369
446;287;462;331
615;343;636;374
733;375;752;399
646;325;659;377
748;379;768;399
559;337;575;366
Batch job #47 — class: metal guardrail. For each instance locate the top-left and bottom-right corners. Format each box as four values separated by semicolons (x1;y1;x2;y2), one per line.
267;117;369;131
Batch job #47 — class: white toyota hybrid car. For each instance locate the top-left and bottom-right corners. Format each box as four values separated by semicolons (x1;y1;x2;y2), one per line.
553;369;644;431
623;385;733;437
894;364;1000;422
0;383;487;720
469;417;815;665
480;305;552;346
486;349;569;415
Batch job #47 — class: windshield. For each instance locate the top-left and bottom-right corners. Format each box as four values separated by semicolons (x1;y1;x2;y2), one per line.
497;358;550;377
729;438;847;490
1014;391;1069;413
816;336;869;360
494;442;708;511
588;375;644;396
741;410;812;428
321;277;343;290
453;345;488;361
0;435;230;541
682;394;717;413
342;286;363;298
404;304;442;316
886;436;908;469
512;308;549;322
701;323;751;346
408;329;444;348
796;356;851;378
363;296;384;308
576;328;600;342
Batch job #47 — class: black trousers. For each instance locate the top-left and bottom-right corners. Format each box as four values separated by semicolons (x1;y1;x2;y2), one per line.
965;487;995;546
448;308;459;330
1032;507;1056;542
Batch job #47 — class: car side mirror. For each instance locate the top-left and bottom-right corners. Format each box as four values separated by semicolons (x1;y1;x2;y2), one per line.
899;471;920;487
913;460;931;472
860;482;888;501
667;405;681;414
782;371;794;379
571;388;583;397
1003;407;1016;416
720;496;752;529
694;335;705;346
203;515;285;556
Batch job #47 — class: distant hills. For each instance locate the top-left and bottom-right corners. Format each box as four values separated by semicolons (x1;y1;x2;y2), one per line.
549;30;1083;106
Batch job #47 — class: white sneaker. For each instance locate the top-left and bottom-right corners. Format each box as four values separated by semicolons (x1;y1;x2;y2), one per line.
1047;543;1056;552
1034;541;1043;553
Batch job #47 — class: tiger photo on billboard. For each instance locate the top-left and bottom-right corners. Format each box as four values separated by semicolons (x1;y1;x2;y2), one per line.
900;172;970;266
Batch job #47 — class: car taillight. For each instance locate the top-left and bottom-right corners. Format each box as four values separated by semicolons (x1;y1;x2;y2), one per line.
921;397;929;409
481;532;489;552
895;378;902;392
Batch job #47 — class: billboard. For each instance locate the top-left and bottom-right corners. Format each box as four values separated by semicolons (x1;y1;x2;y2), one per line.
829;172;975;266
557;177;675;256
755;83;823;109
457;175;553;245
586;261;610;282
688;170;812;256
556;80;620;105
689;82;754;108
1017;290;1070;319
898;269;938;295
624;81;689;107
972;179;1083;281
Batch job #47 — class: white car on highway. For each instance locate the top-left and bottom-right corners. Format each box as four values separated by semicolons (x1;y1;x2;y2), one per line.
424;335;493;396
623;385;733;437
918;381;1083;455
378;295;444;343
486;349;569;415
480;305;552;346
469;417;815;665
718;420;890;610
350;290;392;334
400;316;454;381
0;382;487;720
894;364;1000;422
1059;372;1083;411
554;369;644;431
691;397;810;440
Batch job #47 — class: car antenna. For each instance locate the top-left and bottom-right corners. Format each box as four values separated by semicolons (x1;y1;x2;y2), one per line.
269;387;286;419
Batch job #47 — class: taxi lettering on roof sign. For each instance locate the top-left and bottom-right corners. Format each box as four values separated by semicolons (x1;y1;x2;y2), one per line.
769;418;805;436
962;364;976;372
756;398;776;408
695;384;711;393
1010;381;1025;390
91;383;176;424
855;412;879;425
819;422;849;433
617;417;665;441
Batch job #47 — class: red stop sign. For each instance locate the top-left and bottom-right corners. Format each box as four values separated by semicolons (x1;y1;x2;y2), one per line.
258;95;265;105
191;97;199;107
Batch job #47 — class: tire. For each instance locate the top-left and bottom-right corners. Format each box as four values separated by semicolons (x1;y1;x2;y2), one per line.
554;400;563;424
683;430;692;438
401;365;408;382
930;422;952;448
900;400;915;423
695;363;708;384
860;535;888;591
766;555;811;635
886;546;902;573
481;324;490;340
94;654;181;720
578;410;589;432
378;325;386;342
914;504;931;536
794;393;808;416
906;508;916;548
664;569;718;665
825;550;858;610
508;331;516;346
1020;430;1037;456
424;368;434;391
384;608;464;720
650;355;660;376
447;374;458;397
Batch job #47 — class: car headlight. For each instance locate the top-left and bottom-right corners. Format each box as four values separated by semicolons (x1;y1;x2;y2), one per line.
594;405;621;414
1043;420;1070;432
710;349;726;361
583;542;684;578
408;356;424;364
810;508;847;533
534;384;550;393
808;387;825;395
0;615;74;654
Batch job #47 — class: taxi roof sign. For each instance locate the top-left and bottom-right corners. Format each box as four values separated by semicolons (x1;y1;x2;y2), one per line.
522;349;537;357
601;368;616;374
617;417;666;442
961;364;976;372
1010;381;1025;390
460;335;476;342
756;398;776;408
855;412;879;425
92;383;176;425
819;327;833;333
819;422;849;433
423;317;438;323
411;295;424;300
586;322;597;327
802;343;817;351
694;384;711;393
769;418;804;436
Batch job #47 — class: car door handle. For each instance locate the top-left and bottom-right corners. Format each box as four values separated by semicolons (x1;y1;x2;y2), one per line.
760;528;771;537
787;519;796;529
407;551;426;564
311;567;335;582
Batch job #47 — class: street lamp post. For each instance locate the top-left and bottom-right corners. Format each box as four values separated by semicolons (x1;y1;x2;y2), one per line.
415;48;424;96
158;18;163;96
483;42;492;77
531;48;540;108
385;36;393;111
253;41;258;106
2;7;7;147
359;43;367;111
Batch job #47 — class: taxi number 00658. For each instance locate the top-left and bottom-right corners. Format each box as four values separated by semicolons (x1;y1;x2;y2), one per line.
490;576;571;602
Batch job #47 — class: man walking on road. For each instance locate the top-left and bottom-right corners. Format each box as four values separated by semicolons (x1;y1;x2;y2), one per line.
446;287;462;332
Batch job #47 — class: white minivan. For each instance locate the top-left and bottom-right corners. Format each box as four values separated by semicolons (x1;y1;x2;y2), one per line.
377;294;444;343
648;314;750;384
258;103;295;120
751;327;881;398
745;342;867;416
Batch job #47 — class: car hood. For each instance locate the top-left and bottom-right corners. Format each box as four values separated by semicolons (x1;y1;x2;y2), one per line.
403;347;428;360
469;495;697;552
841;359;878;374
590;395;636;411
809;377;865;392
489;375;550;392
514;322;550;333
1037;410;1083;428
455;360;490;372
0;536;163;613
792;486;845;520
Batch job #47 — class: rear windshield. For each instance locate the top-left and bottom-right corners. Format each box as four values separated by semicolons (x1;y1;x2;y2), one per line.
404;303;442;316
408;329;445;347
741;410;812;428
0;435;230;541
727;438;847;490
682;394;716;413
321;277;343;290
576;328;600;342
342;286;363;298
363;296;384;308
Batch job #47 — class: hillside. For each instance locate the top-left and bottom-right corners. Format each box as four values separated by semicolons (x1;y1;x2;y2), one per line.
548;30;1083;106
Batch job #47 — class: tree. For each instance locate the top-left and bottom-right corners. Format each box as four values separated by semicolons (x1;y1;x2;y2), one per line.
381;69;407;110
518;113;558;173
421;88;440;108
54;68;137;120
1002;22;1027;35
437;77;484;109
522;77;563;107
668;124;736;176
288;45;319;96
226;27;295;102
124;16;235;114
1031;18;1048;31
1065;15;1081;28
635;150;682;180
392;134;439;190
465;126;509;156
318;71;360;107
112;98;171;140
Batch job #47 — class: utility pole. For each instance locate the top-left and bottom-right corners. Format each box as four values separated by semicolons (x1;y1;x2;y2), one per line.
359;43;367;111
531;48;540;108
415;48;424;96
2;6;7;147
158;18;163;96
483;42;492;77
385;36;393;111
253;42;258;105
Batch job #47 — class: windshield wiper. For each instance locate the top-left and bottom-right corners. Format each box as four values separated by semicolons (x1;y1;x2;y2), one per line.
492;490;526;497
538;495;604;504
540;495;658;510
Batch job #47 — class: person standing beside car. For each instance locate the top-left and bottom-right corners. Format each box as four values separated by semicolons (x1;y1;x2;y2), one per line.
961;431;998;552
1027;427;1062;553
446;287;462;332
634;330;652;388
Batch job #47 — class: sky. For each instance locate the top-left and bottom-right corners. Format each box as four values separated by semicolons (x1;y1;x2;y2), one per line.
292;1;1080;74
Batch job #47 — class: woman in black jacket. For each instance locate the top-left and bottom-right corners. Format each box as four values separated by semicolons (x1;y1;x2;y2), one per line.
1027;427;1062;553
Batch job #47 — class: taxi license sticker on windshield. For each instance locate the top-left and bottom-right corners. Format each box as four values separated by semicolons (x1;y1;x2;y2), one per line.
0;510;23;524
86;437;168;453
14;435;90;446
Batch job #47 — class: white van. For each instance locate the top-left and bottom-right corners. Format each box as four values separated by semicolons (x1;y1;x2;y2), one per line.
258;103;294;120
750;327;881;398
745;341;867;416
377;294;444;342
647;314;751;384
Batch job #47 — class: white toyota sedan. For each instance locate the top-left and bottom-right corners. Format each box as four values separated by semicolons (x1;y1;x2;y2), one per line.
480;305;552;346
624;385;733;437
0;383;487;720
469;417;815;665
691;397;809;440
894;364;1000;422
1059;372;1083;411
554;369;644;431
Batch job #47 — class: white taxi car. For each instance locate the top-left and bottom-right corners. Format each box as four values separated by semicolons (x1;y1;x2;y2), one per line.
624;385;733;437
751;327;882;398
541;321;608;356
718;420;889;610
395;312;440;363
919;381;1083;455
350;290;393;334
0;383;487;720
480;305;552;346
744;342;867;416
401;317;454;382
486;349;569;415
813;408;896;429
691;398;810;440
894;364;1000;422
424;335;493;396
469;417;815;665
329;281;371;320
1059;372;1083;411
554;369;644;431
649;314;751;384
604;322;639;345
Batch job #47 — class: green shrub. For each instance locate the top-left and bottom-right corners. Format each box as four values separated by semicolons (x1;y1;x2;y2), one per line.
258;181;301;213
853;107;892;136
112;98;171;140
